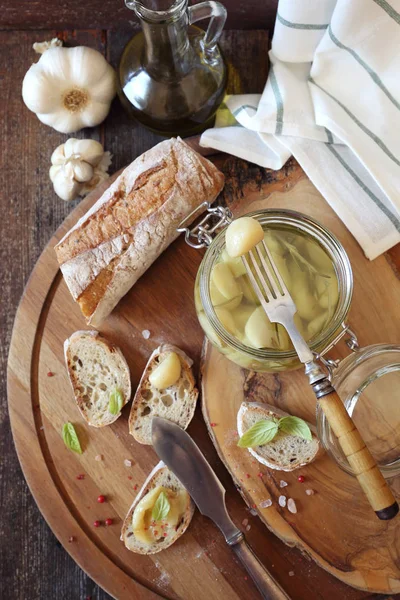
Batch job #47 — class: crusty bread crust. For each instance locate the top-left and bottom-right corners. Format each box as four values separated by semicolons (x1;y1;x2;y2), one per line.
55;138;225;326
129;344;198;445
64;330;131;427
121;461;195;555
237;402;320;472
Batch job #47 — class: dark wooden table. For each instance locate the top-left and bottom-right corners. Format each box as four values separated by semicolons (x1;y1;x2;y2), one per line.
1;1;399;599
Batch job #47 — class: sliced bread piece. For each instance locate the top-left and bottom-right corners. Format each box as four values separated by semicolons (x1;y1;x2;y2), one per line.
121;461;195;555
129;344;198;445
237;402;320;471
64;330;131;427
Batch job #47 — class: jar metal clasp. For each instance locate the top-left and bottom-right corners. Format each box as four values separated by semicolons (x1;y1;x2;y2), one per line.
177;202;232;249
315;323;360;379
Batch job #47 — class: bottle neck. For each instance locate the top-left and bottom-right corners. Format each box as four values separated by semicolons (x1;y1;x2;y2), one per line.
140;11;193;78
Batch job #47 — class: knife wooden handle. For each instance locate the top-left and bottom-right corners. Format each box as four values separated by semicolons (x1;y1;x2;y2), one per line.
318;389;398;520
231;537;290;600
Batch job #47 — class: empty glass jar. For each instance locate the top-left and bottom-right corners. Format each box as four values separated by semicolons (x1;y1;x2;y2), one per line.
317;343;400;479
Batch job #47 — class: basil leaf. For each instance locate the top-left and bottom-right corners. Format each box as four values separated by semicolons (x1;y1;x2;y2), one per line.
62;422;83;454
152;491;170;522
237;419;279;448
108;388;124;415
278;416;312;441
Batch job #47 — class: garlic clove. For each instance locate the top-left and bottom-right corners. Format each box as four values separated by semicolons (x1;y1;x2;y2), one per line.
63;138;80;158
77;102;113;130
89;72;117;103
38;47;72;82
72;160;94;183
67;47;115;93
22;65;61;114
52;168;82;202
50;143;66;166
80;168;110;196
65;139;105;166
37;110;84;135
49;164;61;182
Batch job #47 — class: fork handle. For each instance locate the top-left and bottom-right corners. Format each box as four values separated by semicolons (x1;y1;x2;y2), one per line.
318;389;398;520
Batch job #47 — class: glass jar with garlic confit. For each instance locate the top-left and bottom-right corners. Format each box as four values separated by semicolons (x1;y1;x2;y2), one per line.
194;209;353;372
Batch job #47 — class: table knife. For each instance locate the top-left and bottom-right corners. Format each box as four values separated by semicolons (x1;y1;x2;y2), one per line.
151;417;290;600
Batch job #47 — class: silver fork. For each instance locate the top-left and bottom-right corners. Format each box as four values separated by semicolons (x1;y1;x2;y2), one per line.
242;238;398;521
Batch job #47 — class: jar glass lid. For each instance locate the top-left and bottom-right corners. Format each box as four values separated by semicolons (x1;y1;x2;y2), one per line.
317;344;400;479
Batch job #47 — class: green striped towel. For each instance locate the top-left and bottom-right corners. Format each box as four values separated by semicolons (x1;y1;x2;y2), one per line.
201;0;400;259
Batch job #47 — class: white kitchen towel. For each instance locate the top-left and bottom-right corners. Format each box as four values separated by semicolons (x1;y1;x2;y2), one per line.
201;0;400;259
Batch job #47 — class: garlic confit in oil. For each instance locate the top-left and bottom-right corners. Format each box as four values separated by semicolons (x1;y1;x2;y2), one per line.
49;138;112;202
22;45;116;133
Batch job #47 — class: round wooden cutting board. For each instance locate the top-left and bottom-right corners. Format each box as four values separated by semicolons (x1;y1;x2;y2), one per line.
7;154;400;600
202;175;400;594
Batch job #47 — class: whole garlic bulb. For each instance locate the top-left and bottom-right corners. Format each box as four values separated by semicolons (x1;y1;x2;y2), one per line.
22;47;116;133
50;138;112;202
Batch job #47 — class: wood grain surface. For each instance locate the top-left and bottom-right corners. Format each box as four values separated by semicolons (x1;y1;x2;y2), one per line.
201;176;400;594
0;0;279;31
8;155;400;600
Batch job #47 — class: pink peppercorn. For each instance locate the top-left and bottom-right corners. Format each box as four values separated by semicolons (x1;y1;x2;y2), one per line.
105;518;113;526
97;495;106;503
298;475;305;483
93;520;101;528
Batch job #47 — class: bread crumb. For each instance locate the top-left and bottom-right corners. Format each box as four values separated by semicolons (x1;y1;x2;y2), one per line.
242;518;248;527
245;524;251;532
260;499;272;508
305;489;315;496
142;329;151;339
288;498;297;514
289;571;295;577
278;495;287;508
95;454;103;462
124;459;132;467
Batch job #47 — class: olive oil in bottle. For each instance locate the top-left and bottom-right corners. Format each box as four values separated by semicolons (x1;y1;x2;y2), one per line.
118;0;227;136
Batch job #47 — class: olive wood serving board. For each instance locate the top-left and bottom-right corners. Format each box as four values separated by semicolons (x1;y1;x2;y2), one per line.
7;155;399;600
202;169;400;594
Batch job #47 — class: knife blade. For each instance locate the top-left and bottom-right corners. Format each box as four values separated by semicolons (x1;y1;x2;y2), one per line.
151;417;290;600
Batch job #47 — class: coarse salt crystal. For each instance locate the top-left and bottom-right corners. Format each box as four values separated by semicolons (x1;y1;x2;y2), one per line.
289;571;295;577
124;459;132;467
305;489;315;496
95;454;103;462
279;480;288;488
278;495;287;508
242;518;248;527
260;499;272;509
288;498;297;514
246;524;251;532
249;508;257;516
142;329;150;339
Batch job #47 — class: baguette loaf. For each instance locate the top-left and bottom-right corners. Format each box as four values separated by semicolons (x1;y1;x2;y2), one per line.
64;330;131;427
55;138;224;326
237;402;320;471
129;344;198;445
121;461;195;555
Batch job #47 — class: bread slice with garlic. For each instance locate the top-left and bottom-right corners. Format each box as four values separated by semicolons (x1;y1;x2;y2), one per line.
121;461;195;555
64;330;131;427
237;402;320;472
129;344;198;445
